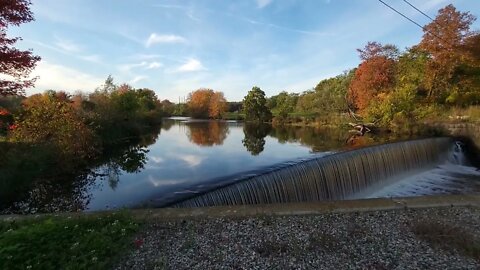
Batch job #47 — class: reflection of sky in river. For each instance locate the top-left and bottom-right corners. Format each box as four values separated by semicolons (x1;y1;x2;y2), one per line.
86;120;314;210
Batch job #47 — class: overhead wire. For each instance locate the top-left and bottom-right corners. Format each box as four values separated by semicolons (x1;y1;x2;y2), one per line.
402;0;435;21
377;0;446;42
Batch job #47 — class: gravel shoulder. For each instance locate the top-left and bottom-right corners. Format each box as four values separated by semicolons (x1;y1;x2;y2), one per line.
116;206;480;270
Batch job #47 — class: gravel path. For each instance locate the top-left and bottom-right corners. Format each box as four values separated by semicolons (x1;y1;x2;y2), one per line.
116;206;480;269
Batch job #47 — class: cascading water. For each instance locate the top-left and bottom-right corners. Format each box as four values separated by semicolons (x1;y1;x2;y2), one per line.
166;137;479;208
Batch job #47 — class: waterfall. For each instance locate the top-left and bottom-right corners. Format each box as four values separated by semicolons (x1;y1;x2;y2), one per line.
171;137;463;208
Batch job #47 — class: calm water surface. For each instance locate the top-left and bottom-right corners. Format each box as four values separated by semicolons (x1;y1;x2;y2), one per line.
3;117;452;214
87;117;385;211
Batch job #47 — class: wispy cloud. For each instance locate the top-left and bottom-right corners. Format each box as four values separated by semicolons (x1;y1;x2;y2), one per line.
55;37;82;53
251;18;330;36
80;54;102;63
118;61;163;73
129;75;148;84
30;39;102;64
145;33;187;47
146;62;162;69
148;176;188;188
256;0;273;9
176;154;203;167
118;62;147;73
175;58;206;72
30;61;103;93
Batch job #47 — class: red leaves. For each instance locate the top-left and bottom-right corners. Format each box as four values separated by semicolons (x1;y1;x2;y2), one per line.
348;42;397;112
0;0;40;96
0;108;10;115
0;0;34;28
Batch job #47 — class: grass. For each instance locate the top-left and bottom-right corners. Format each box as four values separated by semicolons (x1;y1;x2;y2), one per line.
222;112;245;121
0;212;140;270
411;220;480;261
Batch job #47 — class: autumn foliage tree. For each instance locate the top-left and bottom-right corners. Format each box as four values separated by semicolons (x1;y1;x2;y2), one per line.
348;42;398;112
187;88;227;119
419;4;476;103
11;93;98;166
0;0;41;96
186;121;229;146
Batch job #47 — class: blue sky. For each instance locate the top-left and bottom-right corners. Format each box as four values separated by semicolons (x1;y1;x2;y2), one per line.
8;0;480;102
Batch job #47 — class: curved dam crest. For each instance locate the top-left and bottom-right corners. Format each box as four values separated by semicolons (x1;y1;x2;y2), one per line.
161;137;480;208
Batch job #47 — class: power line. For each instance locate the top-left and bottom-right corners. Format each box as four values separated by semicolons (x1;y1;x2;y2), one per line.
377;0;446;42
402;0;435;21
377;0;424;30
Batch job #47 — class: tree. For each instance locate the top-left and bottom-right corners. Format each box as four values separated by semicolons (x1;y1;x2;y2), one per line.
209;91;227;119
267;91;298;119
242;86;272;122
11;93;98;164
419;4;476;101
187;88;227;119
348;42;397;112
187;121;229;146
0;0;41;96
242;123;271;156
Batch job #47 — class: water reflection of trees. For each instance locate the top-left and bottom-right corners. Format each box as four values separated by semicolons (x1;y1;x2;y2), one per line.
0;126;161;214
268;125;348;152
242;123;272;156
186;121;229;147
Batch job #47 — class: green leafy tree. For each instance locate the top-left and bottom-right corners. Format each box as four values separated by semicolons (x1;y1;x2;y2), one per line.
11;93;98;166
242;123;271;155
268;91;298;119
242;86;272;122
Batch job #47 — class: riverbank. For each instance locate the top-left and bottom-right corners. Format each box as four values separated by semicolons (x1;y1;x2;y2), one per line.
116;205;480;269
2;195;479;269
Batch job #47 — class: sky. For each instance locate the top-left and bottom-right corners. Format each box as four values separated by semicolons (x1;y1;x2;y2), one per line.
8;0;480;102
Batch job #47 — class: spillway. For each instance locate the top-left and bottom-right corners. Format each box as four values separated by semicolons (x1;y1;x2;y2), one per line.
167;137;479;208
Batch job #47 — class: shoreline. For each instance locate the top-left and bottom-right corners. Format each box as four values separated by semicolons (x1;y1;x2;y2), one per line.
2;194;479;221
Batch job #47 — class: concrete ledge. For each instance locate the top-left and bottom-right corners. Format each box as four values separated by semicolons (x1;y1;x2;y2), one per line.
1;194;479;222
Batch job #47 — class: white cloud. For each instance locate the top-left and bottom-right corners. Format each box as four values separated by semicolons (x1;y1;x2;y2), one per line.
150;156;165;164
175;58;206;72
145;33;186;47
28;61;103;94
55;38;82;53
177;154;203;167
118;61;148;73
118;61;162;73
80;54;102;63
146;62;163;69
148;176;188;188
256;0;273;8
129;75;148;84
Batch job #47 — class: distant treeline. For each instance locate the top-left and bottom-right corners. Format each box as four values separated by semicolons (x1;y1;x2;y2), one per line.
180;4;480;126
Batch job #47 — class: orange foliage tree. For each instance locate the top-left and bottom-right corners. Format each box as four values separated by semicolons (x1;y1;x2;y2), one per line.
347;42;397;112
418;4;476;102
187;88;227;119
186;121;229;146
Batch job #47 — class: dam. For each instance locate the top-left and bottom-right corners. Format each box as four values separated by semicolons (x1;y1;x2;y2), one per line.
162;137;480;208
